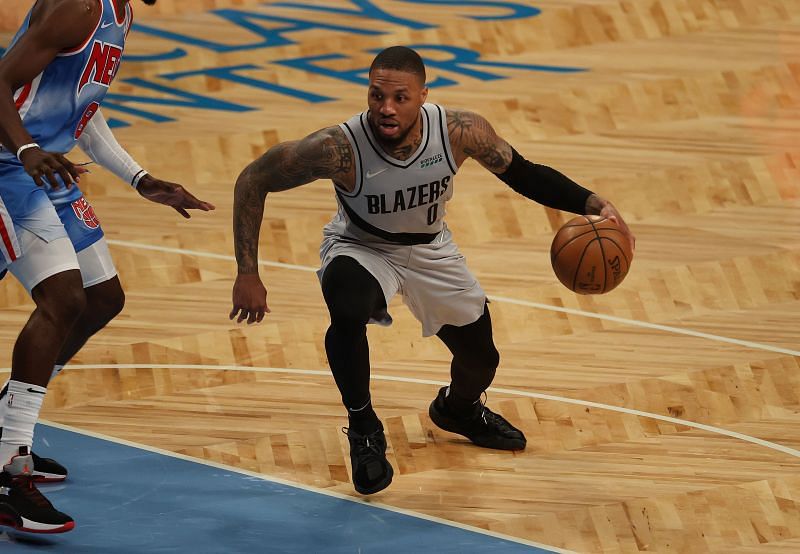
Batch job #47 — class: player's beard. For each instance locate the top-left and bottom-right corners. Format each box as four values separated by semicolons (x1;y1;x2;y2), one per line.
378;123;408;145
369;114;418;147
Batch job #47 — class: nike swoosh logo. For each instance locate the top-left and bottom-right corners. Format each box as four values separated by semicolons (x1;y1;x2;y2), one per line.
100;21;114;29
26;388;45;394
365;168;388;179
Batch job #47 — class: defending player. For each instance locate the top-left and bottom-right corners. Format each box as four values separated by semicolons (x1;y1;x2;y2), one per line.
0;0;213;532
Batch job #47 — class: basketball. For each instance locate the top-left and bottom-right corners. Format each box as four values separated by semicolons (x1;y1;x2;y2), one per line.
550;215;632;294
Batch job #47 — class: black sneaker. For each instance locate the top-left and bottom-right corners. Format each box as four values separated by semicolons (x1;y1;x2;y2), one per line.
30;452;67;483
0;447;74;533
343;423;393;495
429;387;527;451
0;428;66;483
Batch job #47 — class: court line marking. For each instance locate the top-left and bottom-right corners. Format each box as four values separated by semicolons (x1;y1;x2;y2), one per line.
106;239;800;358
18;363;800;460
488;296;800;357
38;417;571;553
107;239;319;273
3;241;788;548
3;359;798;550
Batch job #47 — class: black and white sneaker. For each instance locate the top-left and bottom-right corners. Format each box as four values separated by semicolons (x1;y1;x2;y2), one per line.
30;452;68;483
429;386;527;451
343;423;394;495
0;447;74;534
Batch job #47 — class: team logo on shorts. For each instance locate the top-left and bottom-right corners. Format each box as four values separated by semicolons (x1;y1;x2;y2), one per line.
72;197;100;229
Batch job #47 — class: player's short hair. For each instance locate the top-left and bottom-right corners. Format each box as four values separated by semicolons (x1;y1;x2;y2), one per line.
369;46;426;85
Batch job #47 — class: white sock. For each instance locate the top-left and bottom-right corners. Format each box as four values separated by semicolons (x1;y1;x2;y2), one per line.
0;380;46;466
0;364;62;429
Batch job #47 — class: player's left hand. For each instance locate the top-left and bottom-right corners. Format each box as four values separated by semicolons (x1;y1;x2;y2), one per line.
137;175;216;218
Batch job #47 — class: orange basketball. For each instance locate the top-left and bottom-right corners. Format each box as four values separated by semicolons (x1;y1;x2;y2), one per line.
550;215;632;294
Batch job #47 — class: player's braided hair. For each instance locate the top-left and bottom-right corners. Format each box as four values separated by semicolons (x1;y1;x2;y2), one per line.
369;46;426;84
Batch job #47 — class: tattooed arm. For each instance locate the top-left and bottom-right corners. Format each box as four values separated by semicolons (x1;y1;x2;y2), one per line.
446;108;512;172
447;108;634;249
230;126;354;324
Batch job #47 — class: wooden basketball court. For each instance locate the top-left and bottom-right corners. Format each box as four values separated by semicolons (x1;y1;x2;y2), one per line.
1;0;799;551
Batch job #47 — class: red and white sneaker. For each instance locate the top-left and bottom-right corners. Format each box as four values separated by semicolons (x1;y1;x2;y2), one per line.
0;447;74;533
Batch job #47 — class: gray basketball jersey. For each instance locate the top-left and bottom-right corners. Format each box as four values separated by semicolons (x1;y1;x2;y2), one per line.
334;103;458;244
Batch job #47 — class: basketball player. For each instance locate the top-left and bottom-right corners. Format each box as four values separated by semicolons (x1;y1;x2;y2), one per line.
230;46;634;495
0;0;213;532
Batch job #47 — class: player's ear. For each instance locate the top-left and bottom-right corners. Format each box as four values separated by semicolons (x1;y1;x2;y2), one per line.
420;86;429;104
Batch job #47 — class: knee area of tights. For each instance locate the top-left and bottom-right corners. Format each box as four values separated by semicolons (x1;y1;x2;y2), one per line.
463;347;500;373
486;347;500;370
326;298;374;326
328;310;371;329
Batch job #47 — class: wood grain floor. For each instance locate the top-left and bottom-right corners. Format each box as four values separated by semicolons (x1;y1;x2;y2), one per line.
2;0;799;551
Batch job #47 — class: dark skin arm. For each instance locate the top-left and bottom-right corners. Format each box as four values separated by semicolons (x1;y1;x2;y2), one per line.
447;108;635;250
230;125;354;324
77;109;215;217
136;174;215;218
0;0;99;187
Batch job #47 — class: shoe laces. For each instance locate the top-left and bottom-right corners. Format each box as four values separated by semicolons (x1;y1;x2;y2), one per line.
342;427;385;458
481;408;510;429
474;393;513;431
473;391;490;425
12;474;52;509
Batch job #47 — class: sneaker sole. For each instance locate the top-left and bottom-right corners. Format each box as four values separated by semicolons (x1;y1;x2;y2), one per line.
429;403;527;451
15;517;75;534
353;464;394;495
32;472;67;483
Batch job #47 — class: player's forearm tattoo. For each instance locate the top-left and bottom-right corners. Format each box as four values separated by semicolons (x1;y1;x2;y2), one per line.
447;110;511;172
233;166;268;274
233;128;354;274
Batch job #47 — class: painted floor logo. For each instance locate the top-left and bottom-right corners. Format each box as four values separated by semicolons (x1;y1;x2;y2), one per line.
68;1;587;129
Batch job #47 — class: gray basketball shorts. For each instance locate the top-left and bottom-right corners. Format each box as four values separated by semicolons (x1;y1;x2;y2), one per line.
317;224;487;337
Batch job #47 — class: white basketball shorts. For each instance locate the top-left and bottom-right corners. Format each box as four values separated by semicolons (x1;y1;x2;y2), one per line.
318;221;486;337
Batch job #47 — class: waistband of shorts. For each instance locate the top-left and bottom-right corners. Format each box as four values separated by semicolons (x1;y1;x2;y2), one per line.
336;191;441;245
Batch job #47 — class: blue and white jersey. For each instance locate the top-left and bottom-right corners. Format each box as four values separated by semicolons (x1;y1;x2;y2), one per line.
0;0;132;206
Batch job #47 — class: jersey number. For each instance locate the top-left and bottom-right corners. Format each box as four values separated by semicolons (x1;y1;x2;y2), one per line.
427;204;438;225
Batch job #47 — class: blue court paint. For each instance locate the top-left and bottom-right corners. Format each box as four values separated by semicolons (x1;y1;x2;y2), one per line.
1;425;549;553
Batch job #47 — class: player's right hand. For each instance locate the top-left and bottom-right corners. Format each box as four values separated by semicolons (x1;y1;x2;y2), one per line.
230;273;270;324
19;147;85;189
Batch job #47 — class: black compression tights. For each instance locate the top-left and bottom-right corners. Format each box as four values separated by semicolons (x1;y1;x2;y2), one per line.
437;301;499;405
321;255;500;411
321;256;383;410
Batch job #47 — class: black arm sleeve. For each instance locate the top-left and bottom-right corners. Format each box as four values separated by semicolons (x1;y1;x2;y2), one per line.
496;147;594;214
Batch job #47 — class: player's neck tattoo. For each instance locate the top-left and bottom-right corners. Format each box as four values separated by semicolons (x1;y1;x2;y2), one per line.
379;114;423;161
